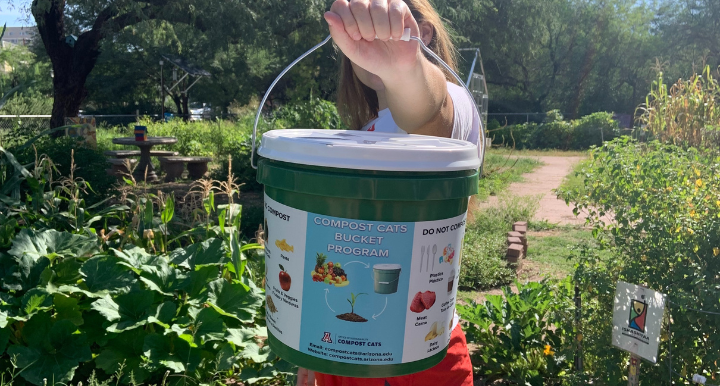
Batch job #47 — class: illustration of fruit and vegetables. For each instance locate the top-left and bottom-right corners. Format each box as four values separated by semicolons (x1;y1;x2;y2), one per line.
279;264;292;291
425;321;445;341
410;291;436;313
275;239;294;252
311;253;349;287
439;244;455;264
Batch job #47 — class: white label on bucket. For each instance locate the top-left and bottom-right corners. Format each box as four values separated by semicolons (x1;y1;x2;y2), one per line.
264;194;466;365
263;197;308;350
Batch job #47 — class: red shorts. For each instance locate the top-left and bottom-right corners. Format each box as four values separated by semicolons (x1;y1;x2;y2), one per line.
315;324;474;386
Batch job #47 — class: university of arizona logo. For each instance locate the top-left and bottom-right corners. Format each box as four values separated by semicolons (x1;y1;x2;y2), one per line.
368;124;375;132
321;332;333;344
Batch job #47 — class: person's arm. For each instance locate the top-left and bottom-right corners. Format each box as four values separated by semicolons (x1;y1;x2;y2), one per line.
384;53;454;137
325;0;454;137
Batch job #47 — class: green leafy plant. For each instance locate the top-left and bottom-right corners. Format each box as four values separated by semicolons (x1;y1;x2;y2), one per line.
492;111;618;150
0;133;287;386
458;279;576;386
556;137;720;383
0;227;288;386
346;292;366;315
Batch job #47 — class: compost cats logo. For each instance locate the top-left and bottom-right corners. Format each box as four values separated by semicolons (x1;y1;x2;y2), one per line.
628;299;647;333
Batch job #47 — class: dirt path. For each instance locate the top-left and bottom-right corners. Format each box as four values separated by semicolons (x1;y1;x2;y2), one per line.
485;156;585;225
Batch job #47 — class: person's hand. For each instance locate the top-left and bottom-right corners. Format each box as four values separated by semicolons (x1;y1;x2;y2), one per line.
324;0;421;79
296;367;317;386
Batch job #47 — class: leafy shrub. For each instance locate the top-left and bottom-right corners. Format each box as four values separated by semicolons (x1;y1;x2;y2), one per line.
458;279;576;385
0;92;53;116
460;195;539;290
557;138;720;383
0;230;289;386
530;120;574;150
95;99;343;191
273;97;346;130
99;118;255;158
0;92;54;148
11;137;117;203
211;140;261;193
491;122;536;149
491;111;618;150
571;112;619;150
0;144;290;386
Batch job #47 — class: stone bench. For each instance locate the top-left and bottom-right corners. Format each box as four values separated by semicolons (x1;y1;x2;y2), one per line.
106;158;137;177
158;156;212;182
104;150;179;158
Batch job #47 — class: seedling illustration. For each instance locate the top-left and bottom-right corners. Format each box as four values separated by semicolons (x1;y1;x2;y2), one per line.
337;292;368;322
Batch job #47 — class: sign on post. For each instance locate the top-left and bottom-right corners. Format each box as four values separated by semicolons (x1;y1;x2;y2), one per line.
612;281;665;363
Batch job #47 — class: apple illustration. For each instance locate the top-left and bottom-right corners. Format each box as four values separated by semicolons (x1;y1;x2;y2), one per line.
279;264;291;291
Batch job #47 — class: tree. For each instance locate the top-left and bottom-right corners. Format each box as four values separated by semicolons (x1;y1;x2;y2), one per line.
26;0;266;129
19;0;334;124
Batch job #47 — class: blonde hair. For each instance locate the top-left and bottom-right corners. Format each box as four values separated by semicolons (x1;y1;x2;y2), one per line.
336;0;458;130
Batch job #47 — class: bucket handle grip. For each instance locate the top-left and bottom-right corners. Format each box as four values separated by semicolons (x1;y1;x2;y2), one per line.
251;29;486;170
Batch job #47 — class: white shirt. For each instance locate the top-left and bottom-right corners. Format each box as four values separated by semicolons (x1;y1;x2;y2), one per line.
361;81;482;159
361;81;482;332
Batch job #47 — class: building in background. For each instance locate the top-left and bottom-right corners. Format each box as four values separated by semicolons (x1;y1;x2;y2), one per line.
1;26;37;46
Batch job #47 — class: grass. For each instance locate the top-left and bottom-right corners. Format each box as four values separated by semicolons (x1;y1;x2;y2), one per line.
557;158;589;195
459;194;540;290
478;154;542;200
488;147;588;158
523;227;594;277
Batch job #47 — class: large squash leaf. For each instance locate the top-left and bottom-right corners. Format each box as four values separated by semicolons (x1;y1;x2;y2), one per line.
95;329;152;383
42;257;83;293
20;288;53;318
170;238;227;269
186;265;220;301
203;279;263;323
92;291;174;333
8;229;98;261
113;246;161;273
2;254;50;292
79;255;136;297
7;313;92;386
143;333;201;373
139;257;189;296
53;294;83;326
173;307;225;346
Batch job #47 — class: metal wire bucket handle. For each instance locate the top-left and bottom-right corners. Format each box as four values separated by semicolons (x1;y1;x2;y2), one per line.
251;28;486;170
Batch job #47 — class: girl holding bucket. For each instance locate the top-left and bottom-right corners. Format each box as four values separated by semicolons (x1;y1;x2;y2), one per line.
296;0;479;384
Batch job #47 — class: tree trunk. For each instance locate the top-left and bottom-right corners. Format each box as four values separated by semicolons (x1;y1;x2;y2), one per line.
171;92;190;121
182;93;190;122
33;1;104;135
50;68;88;133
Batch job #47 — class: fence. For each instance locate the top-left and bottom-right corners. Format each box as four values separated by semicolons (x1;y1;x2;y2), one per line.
487;112;547;125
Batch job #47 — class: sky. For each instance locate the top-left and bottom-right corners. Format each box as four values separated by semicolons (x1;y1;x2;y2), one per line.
0;0;33;27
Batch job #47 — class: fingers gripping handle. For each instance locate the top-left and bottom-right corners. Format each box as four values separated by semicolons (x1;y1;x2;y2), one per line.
375;28;412;41
250;28;485;170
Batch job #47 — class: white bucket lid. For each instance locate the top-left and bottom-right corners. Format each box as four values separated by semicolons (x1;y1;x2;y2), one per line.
258;129;481;172
373;264;402;271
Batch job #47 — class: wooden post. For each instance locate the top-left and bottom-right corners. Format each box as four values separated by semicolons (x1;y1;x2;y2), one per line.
574;284;583;372
627;354;641;386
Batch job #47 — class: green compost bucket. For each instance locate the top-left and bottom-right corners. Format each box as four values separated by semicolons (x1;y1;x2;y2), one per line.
257;129;480;378
374;264;402;294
